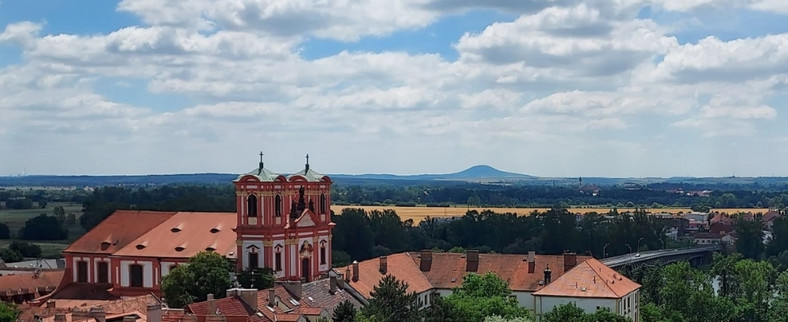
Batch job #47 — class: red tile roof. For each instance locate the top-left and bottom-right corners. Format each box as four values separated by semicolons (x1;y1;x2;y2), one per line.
64;211;176;254
342;253;434;298
416;252;591;292
763;211;782;223
0;270;64;298
113;212;237;259
533;258;640;299
187;297;254;317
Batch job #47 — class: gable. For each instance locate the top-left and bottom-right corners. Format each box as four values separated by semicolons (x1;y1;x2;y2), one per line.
296;212;316;227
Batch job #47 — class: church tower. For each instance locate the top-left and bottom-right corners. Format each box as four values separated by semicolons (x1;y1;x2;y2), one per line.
233;154;334;282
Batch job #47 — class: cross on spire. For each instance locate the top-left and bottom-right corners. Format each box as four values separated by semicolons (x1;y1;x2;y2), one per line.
258;151;264;172
305;154;310;171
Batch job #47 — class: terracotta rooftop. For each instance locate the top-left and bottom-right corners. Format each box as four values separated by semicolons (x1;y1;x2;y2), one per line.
533;258;640;299
0;270;63;302
342;252;433;298
414;252;591;292
64;210;177;254
49;283;116;301
763;210;783;222
113;212;237;259
187;296;257;319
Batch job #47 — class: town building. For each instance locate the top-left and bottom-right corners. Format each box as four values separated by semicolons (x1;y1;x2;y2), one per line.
340;250;593;310
532;258;641;321
57;156;335;297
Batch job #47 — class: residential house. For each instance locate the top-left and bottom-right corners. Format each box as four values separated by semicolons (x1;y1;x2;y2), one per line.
532;258;641;321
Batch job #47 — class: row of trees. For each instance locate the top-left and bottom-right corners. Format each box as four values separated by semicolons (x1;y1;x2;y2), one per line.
0;241;42;262
332;207;668;265
633;254;788;322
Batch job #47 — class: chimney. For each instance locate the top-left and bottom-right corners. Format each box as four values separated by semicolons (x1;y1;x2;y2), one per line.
345;267;351;282
225;288;238;299
281;281;302;300
563;252;577;272
89;307;106;322
419;250;433;272
207;294;217;316
147;304;162;322
544;265;552;285
352;261;359;282
466;250;479;272
329;275;338;295
527;251;536;274
379;256;388;274
337;273;346;289
54;313;67;322
268;288;276;307
238;289;258;311
46;300;56;309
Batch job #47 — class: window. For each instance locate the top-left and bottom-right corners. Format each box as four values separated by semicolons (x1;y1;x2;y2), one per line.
76;261;88;283
249;252;259;270
319;240;327;265
275;195;282;217
129;264;144;287
320;193;326;214
97;262;109;283
247;195;258;217
274;245;283;271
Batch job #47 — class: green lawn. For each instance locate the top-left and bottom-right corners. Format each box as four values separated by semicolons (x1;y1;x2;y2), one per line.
0;201;84;258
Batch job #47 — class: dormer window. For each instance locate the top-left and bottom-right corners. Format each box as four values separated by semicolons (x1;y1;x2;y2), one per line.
247;194;258;217
205;246;216;252
175;246;185;252
100;241;111;250
136;241;147;250
210;227;220;233
171;227;181;233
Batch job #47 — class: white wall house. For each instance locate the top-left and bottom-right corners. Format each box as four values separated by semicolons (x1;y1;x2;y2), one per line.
532;258;641;321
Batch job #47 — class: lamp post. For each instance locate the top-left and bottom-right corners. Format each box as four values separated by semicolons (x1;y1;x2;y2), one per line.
637;237;645;252
659;239;665;250
625;243;632;254
603;243;610;259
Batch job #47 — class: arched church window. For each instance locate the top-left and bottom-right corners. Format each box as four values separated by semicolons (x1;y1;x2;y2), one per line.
275;195;282;217
247;194;258;217
320;240;327;265
319;193;327;214
274;245;283;271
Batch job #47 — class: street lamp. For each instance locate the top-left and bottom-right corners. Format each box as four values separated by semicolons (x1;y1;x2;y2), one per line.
659;239;665;250
625;244;632;254
603;243;610;259
637;237;645;252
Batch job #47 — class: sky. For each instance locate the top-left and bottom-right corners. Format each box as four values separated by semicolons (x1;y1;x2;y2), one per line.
1;1;788;178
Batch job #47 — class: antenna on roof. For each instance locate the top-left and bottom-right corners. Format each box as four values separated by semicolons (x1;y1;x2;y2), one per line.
305;154;310;171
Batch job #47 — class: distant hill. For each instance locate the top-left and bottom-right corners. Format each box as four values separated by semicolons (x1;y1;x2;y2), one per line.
330;165;534;181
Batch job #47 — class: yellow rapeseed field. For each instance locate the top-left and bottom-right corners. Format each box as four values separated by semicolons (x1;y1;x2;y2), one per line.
330;205;769;225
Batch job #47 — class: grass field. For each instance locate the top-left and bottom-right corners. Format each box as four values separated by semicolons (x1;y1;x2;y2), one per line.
0;201;84;258
330;205;770;225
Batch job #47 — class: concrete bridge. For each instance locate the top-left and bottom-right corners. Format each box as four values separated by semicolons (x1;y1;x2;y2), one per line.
600;245;721;269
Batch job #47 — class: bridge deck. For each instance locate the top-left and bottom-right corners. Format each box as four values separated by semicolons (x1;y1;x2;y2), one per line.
600;245;721;268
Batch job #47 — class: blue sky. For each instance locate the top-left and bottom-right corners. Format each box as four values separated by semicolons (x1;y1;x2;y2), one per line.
1;1;788;177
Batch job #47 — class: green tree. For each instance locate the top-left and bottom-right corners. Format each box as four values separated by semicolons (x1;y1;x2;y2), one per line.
332;208;374;261
768;216;788;257
585;308;629;322
0;301;19;322
0;223;10;239
442;272;529;322
770;271;788;322
710;252;742;298
729;259;774;321
236;267;275;290
359;274;420;322
9;240;42;258
543;303;584;322
53;206;66;223
19;214;68;240
735;218;765;259
658;261;734;322
0;247;23;263
332;299;357;322
161;251;232;308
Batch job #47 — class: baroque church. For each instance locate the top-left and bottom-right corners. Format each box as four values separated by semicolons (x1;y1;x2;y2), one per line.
59;154;334;296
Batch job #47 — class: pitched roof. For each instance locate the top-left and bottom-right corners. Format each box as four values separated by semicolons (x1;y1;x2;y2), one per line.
0;270;63;298
763;210;783;222
112;212;237;259
235;166;281;182
300;278;364;313
533;258;640;299
416;252;591;293
342;253;434;298
287;167;329;182
64;210;177;254
187;296;255;317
